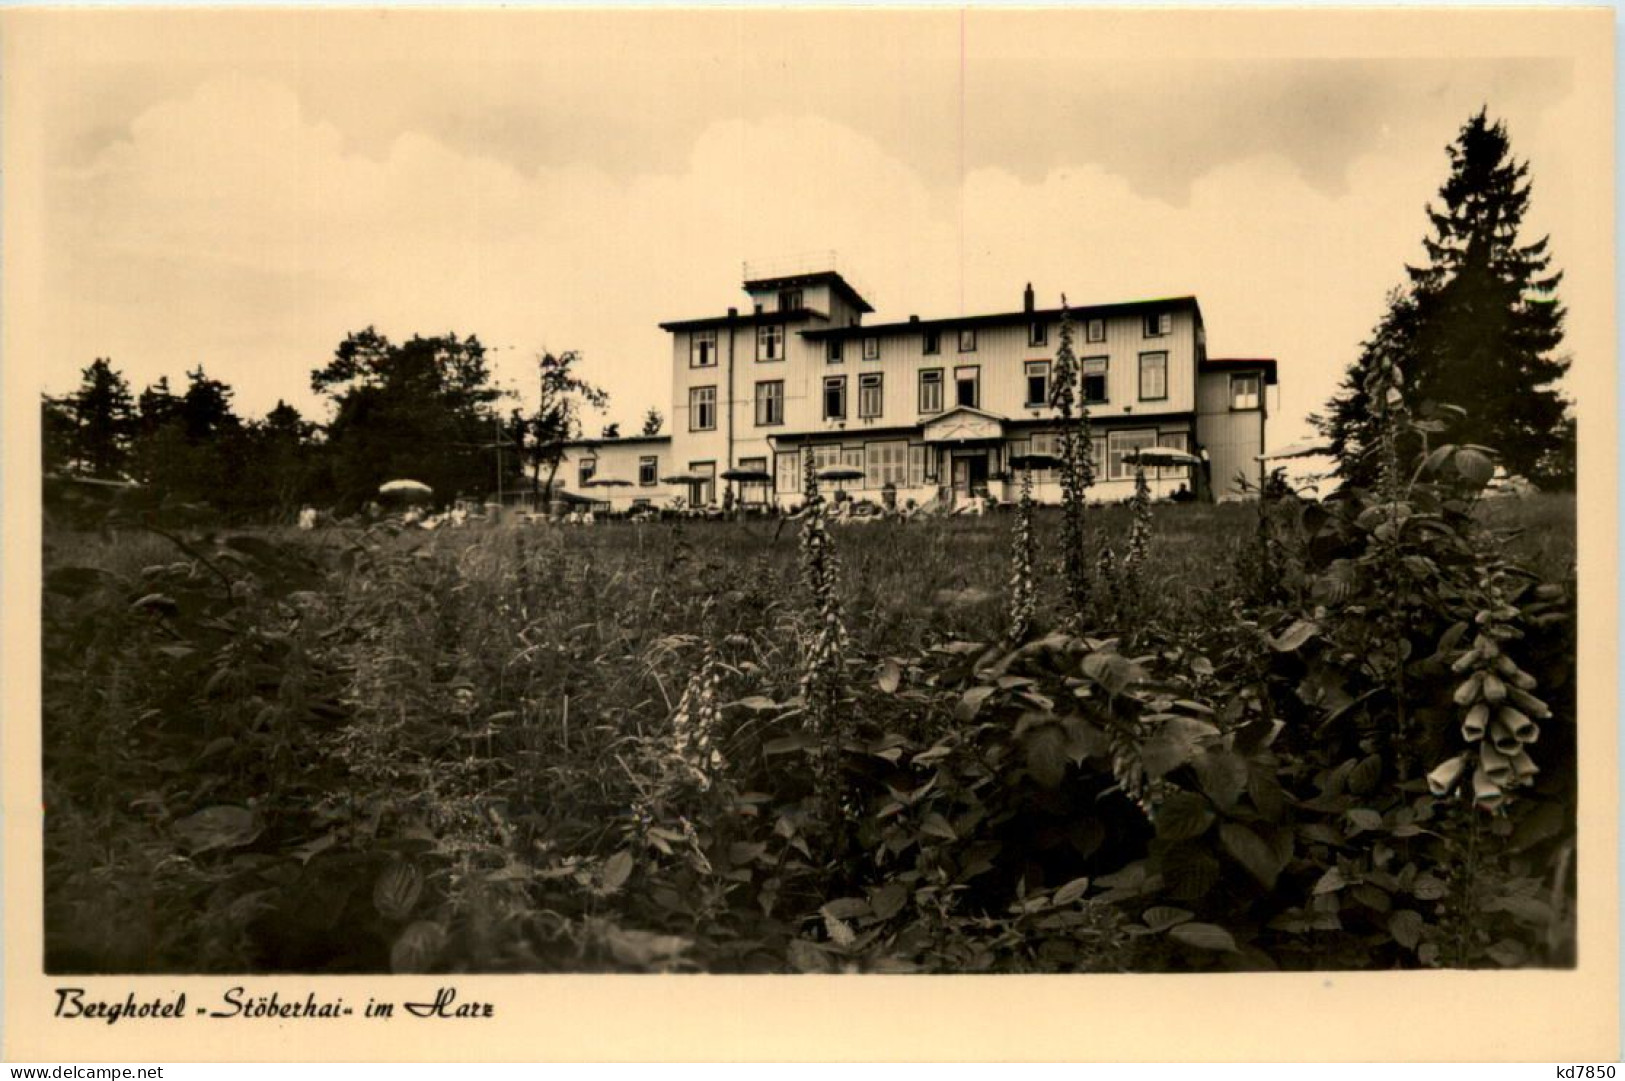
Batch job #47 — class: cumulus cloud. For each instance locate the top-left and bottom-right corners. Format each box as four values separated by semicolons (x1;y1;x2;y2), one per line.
39;48;1578;457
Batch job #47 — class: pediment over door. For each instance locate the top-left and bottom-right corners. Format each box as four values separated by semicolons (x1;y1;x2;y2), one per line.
922;406;1006;444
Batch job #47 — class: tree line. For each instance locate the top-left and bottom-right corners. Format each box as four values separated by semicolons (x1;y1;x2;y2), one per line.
43;109;1575;521
42;329;654;520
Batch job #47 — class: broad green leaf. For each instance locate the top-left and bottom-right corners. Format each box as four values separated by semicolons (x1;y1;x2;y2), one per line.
1052;876;1091;907
1169;922;1237;952
1346;808;1384;834
1268;619;1319;653
877;660;901;694
1194;751;1249;811
172;805;262;855
373;861;423;921
787;939;834;973
1141;906;1194;932
599;849;634;894
820;897;870;921
1388;909;1424;950
1313;867;1349;895
1155;793;1215;842
868;882;909;920
389;921;447;974
1219;822;1281;890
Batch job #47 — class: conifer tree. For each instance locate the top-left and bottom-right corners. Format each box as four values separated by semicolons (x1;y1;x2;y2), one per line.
1316;110;1569;487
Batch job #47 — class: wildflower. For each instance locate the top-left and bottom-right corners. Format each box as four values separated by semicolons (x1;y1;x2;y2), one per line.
1006;465;1038;646
1094;544;1119;612
670;643;725;791
1049;302;1095;628
1121;462;1153;598
798;452;851;829
1106;721;1171;820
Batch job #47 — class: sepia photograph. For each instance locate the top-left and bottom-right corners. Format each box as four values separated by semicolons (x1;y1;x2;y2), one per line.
3;5;1617;1063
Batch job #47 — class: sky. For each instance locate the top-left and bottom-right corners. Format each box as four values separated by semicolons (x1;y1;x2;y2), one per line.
16;10;1595;456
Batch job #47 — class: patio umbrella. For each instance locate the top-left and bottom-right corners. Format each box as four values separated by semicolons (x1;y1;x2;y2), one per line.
1256;440;1333;462
660;471;710;503
379;479;434;502
583;477;633;488
1122;446;1202;467
815;465;865;483
720;467;772;483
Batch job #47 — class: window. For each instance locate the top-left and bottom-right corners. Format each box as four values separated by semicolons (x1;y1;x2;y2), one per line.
955;366;980;409
689;460;716;505
1083;356;1109;404
739;456;769;504
828;339;844;363
863;336;880;361
918;369;943;414
1086;318;1107;343
775;451;801;495
1025;361;1051;408
1230;373;1261;410
757;324;784;362
756;380;784;426
689;385;717;431
1107;429;1159;482
779;289;802;311
1143;312;1172;338
958;328;977;353
842;446;864;475
638;456;658;487
812;445;844;473
866;440;909;489
909;444;931;486
1138;352;1168;401
1021;431;1061;481
690;330;717;368
1092;436;1107;474
1157;432;1191;480
823;376;847;420
923;329;941;355
859;373;883;419
578;456;597;488
1029;322;1048;347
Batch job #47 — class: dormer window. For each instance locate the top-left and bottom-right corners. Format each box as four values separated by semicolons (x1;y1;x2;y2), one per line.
1144;312;1172;338
779;289;802;311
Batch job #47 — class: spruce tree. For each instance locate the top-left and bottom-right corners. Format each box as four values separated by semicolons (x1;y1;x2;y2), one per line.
1316;110;1569;487
64;358;136;479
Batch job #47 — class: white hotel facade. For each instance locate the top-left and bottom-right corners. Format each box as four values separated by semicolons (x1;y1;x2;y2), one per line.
561;260;1277;511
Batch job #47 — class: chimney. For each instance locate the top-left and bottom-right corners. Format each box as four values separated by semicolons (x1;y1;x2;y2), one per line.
1024;283;1035;313
727;307;738;317
909;314;920;323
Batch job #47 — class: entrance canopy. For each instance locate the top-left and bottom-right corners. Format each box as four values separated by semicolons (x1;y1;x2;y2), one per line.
921;406;1006;445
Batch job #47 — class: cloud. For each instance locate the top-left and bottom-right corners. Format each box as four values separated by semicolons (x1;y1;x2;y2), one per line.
40;61;1578;459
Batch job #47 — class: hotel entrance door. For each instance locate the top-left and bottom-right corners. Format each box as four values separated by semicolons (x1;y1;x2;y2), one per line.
951;452;990;498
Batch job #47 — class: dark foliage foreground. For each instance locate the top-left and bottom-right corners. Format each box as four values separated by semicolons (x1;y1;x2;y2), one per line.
43;482;1575;974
